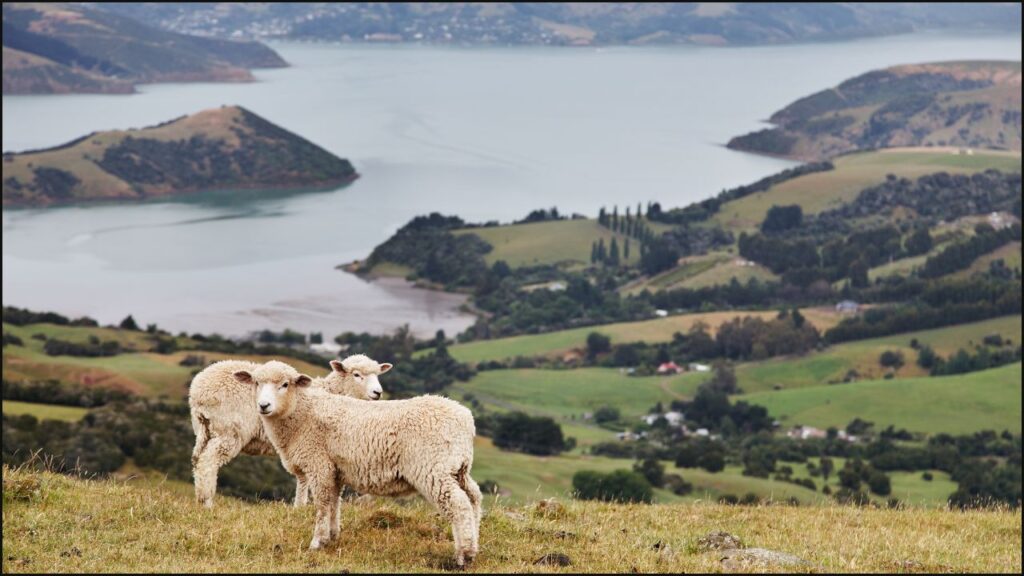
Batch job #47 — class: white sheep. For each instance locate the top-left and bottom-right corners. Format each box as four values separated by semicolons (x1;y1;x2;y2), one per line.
235;361;481;566
189;355;392;508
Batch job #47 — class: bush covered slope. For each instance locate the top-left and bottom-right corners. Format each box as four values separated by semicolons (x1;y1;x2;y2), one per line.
728;61;1022;161
2;106;357;207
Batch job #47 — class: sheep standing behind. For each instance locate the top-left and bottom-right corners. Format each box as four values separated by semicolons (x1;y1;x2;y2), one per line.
189;355;391;508
236;361;481;566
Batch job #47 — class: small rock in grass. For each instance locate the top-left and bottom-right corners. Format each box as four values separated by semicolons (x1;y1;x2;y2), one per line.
534;497;566;518
695;531;744;552
720;548;815;572
534;552;572;567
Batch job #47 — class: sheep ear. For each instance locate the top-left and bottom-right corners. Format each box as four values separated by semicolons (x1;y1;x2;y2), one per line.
233;370;253;384
295;374;312;387
329;360;347;374
378;363;393;374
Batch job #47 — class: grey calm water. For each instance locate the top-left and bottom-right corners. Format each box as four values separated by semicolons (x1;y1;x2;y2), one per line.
2;33;1020;338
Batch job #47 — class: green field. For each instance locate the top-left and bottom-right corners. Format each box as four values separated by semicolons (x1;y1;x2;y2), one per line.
474;441;955;506
735;315;1022;392
457;368;708;423
712;148;1022;233
435;307;842;364
741;362;1022;435
453;218;650;268
1;400;88;422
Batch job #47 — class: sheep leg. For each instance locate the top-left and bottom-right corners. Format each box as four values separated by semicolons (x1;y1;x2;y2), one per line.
308;471;338;550
293;474;309;507
193;434;242;508
459;472;483;557
417;472;477;566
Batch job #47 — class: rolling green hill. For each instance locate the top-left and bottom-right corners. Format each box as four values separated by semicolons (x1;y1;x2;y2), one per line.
1;320;330;397
2;106;357;207
453;218;661;268
741;362;1022;435
431;307;843;365
1;2;285;94
735;315;1022;392
728;61;1022;161
711;147;1021;233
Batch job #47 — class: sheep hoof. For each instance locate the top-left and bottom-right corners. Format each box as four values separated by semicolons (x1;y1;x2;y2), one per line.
309;539;322;551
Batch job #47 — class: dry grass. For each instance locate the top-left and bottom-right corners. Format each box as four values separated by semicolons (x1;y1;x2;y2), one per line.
2;466;1020;573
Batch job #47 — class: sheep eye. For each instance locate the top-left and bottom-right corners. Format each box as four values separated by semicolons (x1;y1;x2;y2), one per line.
354;372;361;378
281;382;289;389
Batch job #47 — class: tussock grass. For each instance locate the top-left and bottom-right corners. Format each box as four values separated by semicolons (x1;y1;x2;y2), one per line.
2;466;1020;573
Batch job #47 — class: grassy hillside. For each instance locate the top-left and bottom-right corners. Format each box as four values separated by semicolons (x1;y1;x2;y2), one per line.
453;219;660;268
741;363;1022;435
435;307;843;364
955;241;1022;279
3;466;1020;573
735;315;1022;392
2;321;329;397
622;252;780;294
2;46;133;94
2;106;357;207
711;148;1021;232
728;61;1023;161
1;2;285;94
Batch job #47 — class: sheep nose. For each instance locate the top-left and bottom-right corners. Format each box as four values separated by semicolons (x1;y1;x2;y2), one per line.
259;402;271;412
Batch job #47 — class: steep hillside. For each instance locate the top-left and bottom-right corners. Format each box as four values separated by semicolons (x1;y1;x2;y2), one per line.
1;106;357;207
2;46;132;94
96;2;1021;47
1;2;286;94
2;466;1020;573
728;61;1023;161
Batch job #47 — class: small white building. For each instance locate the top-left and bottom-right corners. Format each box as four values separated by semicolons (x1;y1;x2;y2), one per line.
835;300;860;314
688;362;711;372
642;411;685;427
654;309;669;318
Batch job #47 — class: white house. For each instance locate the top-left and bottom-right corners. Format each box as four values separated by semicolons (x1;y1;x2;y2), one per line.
655;309;669;318
835;300;860;314
688;362;711;372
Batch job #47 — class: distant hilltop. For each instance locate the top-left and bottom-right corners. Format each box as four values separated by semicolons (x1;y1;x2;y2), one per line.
728;61;1023;161
1;106;358;207
95;2;1020;46
1;2;286;95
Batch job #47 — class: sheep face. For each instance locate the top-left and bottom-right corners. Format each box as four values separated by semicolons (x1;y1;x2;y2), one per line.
326;355;392;400
234;361;312;418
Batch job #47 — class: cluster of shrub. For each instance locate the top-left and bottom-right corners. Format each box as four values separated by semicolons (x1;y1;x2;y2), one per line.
825;277;1021;344
42;335;122;358
920;222;1021;279
2;379;132;408
818;170;1021;228
2;400;297;502
916;338;1022;377
2;306;99;327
